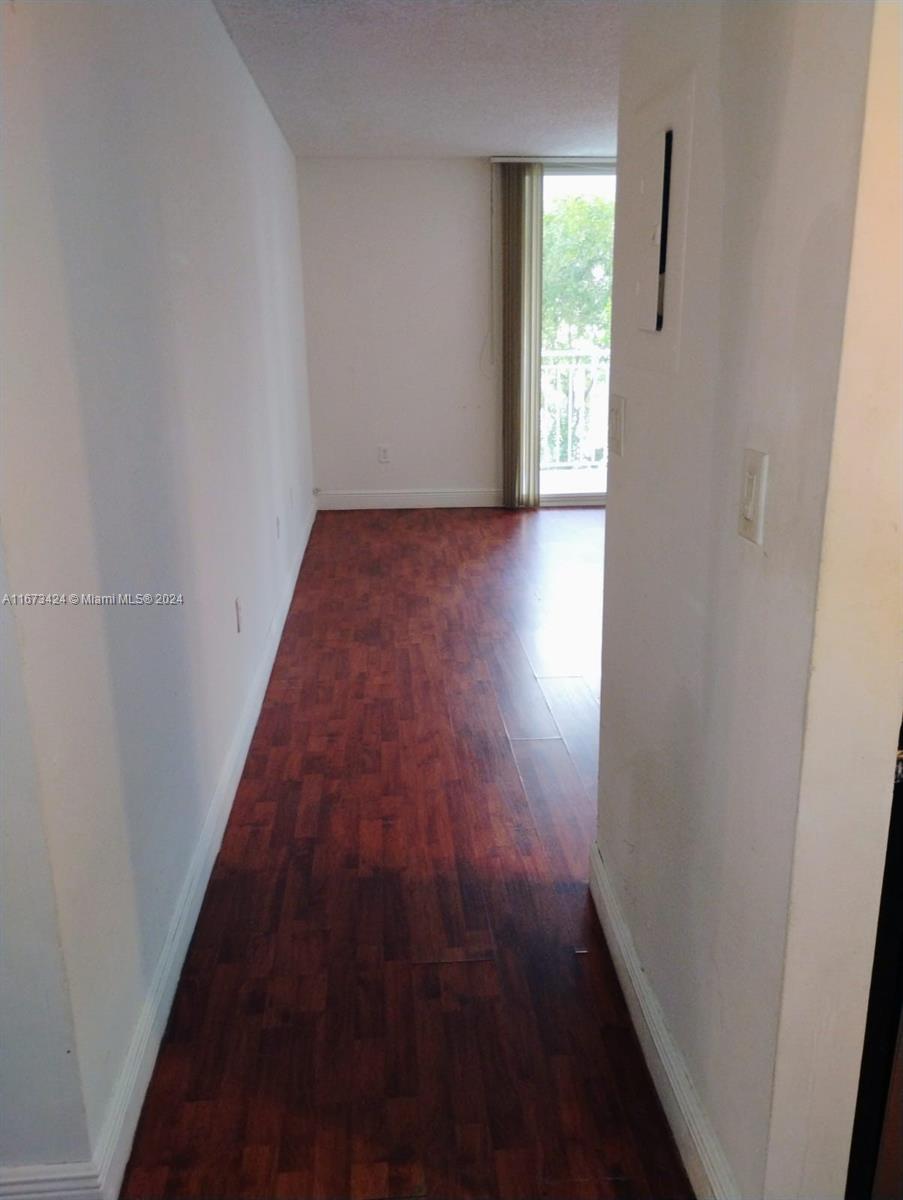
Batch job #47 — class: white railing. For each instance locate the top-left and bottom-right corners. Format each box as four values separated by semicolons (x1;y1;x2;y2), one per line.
540;349;610;471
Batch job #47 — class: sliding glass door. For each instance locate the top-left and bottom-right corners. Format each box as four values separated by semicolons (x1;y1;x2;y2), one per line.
540;169;616;502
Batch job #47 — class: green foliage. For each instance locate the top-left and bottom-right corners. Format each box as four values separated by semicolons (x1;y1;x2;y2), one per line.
542;196;615;349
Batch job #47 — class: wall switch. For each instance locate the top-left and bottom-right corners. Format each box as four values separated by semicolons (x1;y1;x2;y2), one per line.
377;445;390;464
609;394;625;457
738;449;768;546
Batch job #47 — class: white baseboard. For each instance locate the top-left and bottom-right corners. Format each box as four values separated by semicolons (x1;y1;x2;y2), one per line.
316;488;501;510
0;1164;100;1200
588;842;740;1200
0;505;316;1200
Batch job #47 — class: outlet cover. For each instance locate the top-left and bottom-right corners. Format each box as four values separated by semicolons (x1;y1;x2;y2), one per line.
738;449;768;546
609;394;626;457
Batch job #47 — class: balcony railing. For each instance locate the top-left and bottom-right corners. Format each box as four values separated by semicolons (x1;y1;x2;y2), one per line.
540;349;610;471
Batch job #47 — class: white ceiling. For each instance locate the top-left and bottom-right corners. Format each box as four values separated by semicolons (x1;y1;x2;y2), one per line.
214;0;620;159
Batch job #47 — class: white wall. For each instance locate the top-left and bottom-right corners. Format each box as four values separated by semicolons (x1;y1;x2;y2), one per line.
764;4;902;1193
297;158;500;508
0;0;315;1189
0;542;90;1169
592;2;895;1198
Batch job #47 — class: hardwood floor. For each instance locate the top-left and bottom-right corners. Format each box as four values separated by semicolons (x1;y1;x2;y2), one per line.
121;509;692;1200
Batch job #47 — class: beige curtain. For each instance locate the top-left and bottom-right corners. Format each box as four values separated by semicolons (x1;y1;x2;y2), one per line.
500;162;542;509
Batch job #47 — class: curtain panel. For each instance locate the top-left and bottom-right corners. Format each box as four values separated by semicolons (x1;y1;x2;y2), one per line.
500;162;542;509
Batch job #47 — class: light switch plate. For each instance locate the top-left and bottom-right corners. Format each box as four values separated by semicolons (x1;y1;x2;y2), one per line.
609;394;626;457
738;448;768;546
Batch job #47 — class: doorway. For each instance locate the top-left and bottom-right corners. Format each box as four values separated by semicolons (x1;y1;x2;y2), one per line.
847;719;903;1199
540;169;616;504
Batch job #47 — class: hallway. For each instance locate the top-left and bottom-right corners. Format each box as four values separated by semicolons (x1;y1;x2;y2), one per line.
122;509;690;1199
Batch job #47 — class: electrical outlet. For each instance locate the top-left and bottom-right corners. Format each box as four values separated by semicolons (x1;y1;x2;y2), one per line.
738;449;768;546
377;444;390;464
609;394;625;457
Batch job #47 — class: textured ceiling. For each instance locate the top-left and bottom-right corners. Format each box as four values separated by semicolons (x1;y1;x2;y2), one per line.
214;0;620;158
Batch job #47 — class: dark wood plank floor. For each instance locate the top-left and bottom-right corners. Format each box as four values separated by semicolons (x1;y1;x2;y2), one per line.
122;509;692;1200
